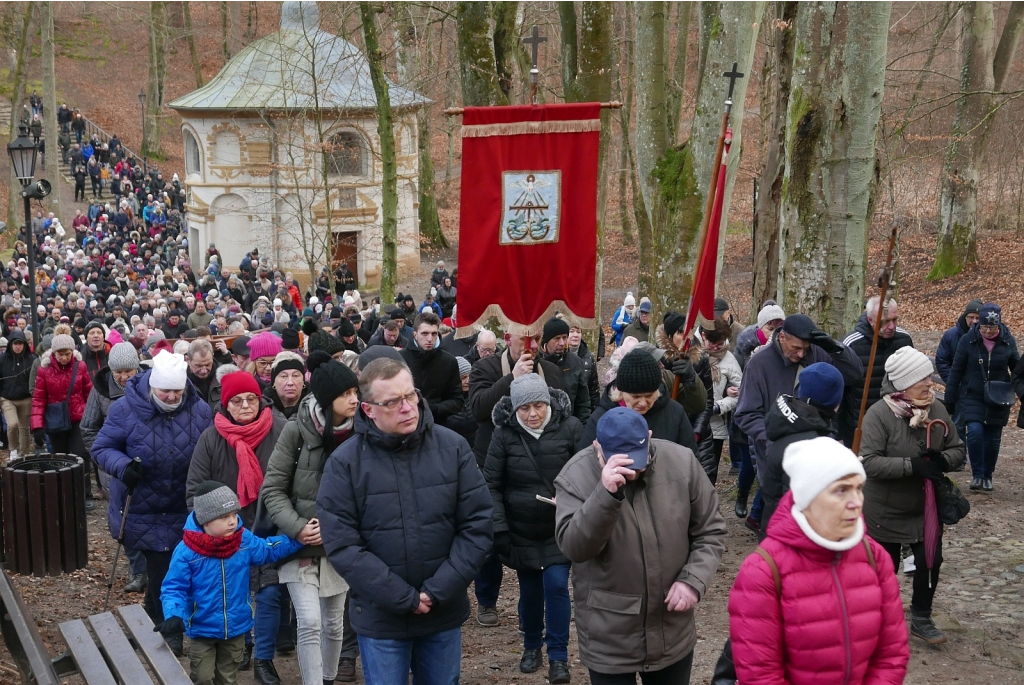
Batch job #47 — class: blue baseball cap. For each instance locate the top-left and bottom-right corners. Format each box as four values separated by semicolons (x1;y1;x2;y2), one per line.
596;407;651;470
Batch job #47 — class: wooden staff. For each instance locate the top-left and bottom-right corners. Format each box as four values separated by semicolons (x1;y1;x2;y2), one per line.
851;226;899;454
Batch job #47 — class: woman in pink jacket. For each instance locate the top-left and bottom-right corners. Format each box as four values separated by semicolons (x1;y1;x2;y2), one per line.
728;437;908;684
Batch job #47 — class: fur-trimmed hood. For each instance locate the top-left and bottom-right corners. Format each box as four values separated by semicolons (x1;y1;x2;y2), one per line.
653;324;703;363
491;387;572;429
39;348;83;368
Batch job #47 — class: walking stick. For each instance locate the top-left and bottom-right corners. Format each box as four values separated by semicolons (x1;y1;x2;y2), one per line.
851;227;899;454
104;459;140;612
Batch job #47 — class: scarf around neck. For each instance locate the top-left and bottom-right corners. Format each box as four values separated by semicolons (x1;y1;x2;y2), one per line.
516;406;552;439
183;527;242;559
792;506;865;552
214;408;273;508
882;391;933;428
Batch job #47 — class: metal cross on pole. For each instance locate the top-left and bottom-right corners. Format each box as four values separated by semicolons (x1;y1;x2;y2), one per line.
523;25;547;105
723;62;745;103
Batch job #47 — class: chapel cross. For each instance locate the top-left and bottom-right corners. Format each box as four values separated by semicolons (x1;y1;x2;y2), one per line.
723;62;745;102
523;26;547;105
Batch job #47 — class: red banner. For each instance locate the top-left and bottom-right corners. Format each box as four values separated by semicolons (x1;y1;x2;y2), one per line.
456;103;600;337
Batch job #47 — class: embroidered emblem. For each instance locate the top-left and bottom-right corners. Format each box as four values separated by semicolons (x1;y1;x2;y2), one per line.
501;171;561;245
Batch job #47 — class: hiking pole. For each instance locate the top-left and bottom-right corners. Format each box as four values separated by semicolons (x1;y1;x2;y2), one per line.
104;459;140;612
851;227;899;454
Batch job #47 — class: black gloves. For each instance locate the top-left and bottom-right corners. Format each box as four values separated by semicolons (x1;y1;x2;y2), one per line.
493;532;511;559
121;461;144;491
910;455;944;481
807;328;843;354
671;357;696;384
32;428;45;448
152;616;184;638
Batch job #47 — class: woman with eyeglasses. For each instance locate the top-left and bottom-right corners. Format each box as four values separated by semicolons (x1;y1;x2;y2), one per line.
187;371;290;680
246;331;283;390
946;302;1019;492
262;351;361;684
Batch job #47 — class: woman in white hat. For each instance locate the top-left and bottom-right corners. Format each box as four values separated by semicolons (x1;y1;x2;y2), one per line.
729;437;909;684
859;345;965;644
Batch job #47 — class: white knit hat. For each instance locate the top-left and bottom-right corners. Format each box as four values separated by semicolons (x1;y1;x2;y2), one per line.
884;346;933;392
783;437;866;511
150;351;188;390
624;292;636;307
757;304;786;329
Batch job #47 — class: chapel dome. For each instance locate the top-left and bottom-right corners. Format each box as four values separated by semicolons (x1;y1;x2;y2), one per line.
169;0;426;113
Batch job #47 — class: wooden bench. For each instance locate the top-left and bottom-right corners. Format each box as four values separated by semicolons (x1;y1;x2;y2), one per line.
0;565;189;684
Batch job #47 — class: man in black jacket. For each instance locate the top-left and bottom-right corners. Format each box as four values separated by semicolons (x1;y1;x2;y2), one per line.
81;320;109;382
400;312;463;427
0;330;34;459
317;358;492;685
539;317;591;424
838;297;914;446
467;329;564;626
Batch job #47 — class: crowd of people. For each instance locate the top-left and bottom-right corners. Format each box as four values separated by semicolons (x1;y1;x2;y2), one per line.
0;173;1017;684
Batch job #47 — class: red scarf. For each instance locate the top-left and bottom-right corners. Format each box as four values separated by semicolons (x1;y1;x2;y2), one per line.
183;528;242;559
214;408;274;508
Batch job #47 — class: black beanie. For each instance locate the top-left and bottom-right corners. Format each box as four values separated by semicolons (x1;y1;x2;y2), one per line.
663;311;686;339
781;314;817;340
615;350;662;394
271;351;306;382
307;351;359;412
541;317;571;346
338;318;356;337
281;328;300;350
964;298;983;316
309;329;346;357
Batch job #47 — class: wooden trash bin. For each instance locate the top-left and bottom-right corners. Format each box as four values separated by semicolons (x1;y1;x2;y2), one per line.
1;454;88;576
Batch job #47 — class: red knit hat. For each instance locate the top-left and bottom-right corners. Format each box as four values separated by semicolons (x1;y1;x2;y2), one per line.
220;371;261;405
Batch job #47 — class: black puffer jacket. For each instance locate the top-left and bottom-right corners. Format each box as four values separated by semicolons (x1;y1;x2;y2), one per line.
317;400;493;640
541;351;591;423
838;315;914;445
0;330;33;400
760;394;836;535
570;339;600;410
578;383;698;458
689;351;717;483
950;322;1020;426
400;344;464;426
483;389;582;571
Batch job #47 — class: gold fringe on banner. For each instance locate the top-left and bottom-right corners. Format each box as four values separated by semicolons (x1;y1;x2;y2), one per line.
461;119;602;139
455;302;598;340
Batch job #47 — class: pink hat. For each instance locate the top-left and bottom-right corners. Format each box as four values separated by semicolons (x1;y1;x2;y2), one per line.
247;331;282;360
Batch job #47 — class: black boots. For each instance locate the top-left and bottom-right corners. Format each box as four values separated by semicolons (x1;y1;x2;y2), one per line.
253;658;282;685
239;643;253;671
970;477;983;490
549;660;571;683
520;648;542;673
734;492;749;519
910;610;947;645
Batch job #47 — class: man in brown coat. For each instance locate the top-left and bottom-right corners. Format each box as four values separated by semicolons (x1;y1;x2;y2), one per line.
555;407;726;683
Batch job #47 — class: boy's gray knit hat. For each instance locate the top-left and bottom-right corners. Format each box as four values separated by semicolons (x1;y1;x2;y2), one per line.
193;480;240;526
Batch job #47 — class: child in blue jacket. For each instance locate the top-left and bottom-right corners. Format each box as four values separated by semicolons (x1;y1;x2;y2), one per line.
154;481;302;685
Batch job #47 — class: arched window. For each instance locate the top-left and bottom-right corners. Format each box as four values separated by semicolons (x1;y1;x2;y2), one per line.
326;132;366;177
213;130;240;165
184;130;201;175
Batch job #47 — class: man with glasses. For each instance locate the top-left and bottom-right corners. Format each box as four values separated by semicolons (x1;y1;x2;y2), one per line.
838;297;914;447
400;312;464;427
318;357;492;685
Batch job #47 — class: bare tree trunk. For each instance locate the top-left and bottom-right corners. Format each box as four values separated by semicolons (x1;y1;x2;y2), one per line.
752;1;798;311
930;2;1000;280
492;2;521;102
220;1;231;63
778;2;891;335
146;1;167;157
457;2;507;107
361;2;399;303
183;2;204;88
616;5;635;245
7;5;33;235
559;2;578;99
41;1;59;217
666;2;691;140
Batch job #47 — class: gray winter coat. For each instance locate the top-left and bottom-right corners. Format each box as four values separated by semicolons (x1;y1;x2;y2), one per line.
859;378;965;544
80;367;126;453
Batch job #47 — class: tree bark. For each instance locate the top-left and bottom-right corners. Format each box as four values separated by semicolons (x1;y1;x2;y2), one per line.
778;2;891;336
220;1;230;62
6;4;33;235
457;2;508;107
361;2;399;303
666;2;692;140
42;1;60;217
183;2;204;88
930;2;998;280
752;1;798;311
146;1;167;157
492;2;521;101
616;5;635;245
559;2;579;99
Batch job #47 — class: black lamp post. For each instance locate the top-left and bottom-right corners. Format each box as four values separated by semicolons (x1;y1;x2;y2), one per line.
7;124;47;342
138;88;147;175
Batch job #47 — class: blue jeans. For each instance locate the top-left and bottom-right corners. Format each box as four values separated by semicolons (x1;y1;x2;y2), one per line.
517;564;570;662
253;584;282;660
965;421;1003;479
358;627;461;685
474;551;503;608
127;548;146;576
749;490;764;521
734;442;755;496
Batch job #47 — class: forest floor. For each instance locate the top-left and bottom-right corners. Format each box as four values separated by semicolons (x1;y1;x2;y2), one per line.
4;229;1024;684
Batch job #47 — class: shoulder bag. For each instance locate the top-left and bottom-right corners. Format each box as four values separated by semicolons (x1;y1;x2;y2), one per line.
980;358;1015;407
44;361;78;434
